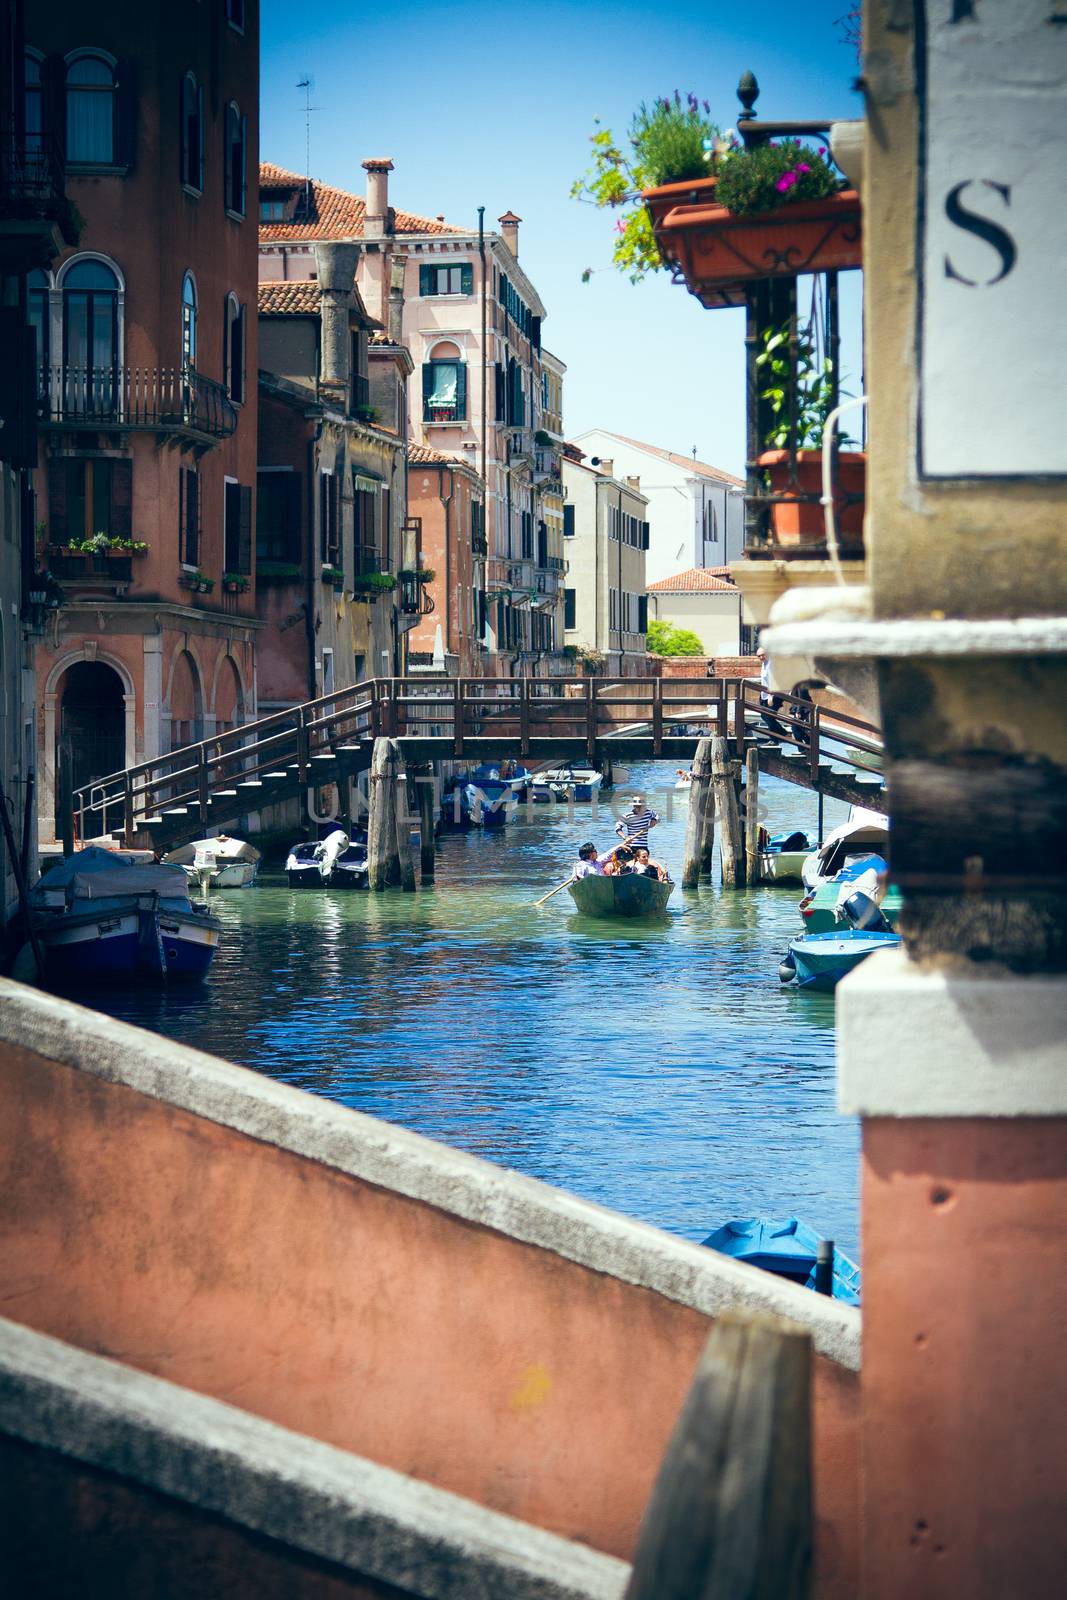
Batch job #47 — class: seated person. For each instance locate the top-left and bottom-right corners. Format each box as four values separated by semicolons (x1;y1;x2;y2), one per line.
573;841;606;879
610;845;635;876
632;846;665;880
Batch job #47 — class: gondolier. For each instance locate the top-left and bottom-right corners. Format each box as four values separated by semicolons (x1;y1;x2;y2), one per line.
616;795;659;848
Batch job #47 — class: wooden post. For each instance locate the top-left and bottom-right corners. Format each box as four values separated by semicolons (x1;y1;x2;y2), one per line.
698;777;717;882
745;746;761;885
585;675;596;762
57;735;75;858
367;736;400;891
713;735;743;888
453;679;464;758
623;1311;812;1600
681;736;714;890
391;739;417;893
520;675;531;757
416;764;436;884
652;676;663;757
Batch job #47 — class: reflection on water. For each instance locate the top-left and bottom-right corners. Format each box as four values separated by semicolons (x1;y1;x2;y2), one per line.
66;766;860;1257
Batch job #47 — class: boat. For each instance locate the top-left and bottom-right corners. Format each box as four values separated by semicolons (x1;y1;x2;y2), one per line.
782;927;901;991
330;840;368;888
758;829;812;885
530;763;604;803
567;871;674;918
285;828;356;888
801;806;889;891
675;769;693;790
162;834;260;891
438;780;474;831
32;845;221;980
464;763;531;829
798;857;902;934
701;1217;861;1305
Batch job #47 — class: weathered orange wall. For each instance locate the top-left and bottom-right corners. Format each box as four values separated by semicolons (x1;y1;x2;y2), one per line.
1;1044;859;1596
861;1119;1067;1599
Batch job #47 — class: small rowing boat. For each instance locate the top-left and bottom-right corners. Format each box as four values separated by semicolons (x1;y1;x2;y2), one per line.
567;872;674;919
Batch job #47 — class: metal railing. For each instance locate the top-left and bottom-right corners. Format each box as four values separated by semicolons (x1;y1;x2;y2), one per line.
0;133;67;220
39;364;238;440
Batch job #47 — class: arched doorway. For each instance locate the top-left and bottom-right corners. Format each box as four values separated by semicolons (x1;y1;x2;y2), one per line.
56;660;125;830
169;649;203;750
213;655;245;737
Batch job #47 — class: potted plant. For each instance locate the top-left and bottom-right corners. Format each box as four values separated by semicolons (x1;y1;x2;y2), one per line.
256;560;303;584
320;564;346;590
397;567;434;584
754;318;865;547
576;646;607;675
222;572;250;594
180;569;214;594
350;571;397;600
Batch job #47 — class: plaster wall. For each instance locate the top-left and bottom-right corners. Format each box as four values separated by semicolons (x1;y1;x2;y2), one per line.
647;589;740;656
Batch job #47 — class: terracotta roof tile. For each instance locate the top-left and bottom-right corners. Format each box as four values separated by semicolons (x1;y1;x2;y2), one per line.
647;566;738;593
257;280;321;315
408;443;465;467
581;430;744;489
259;162;460;242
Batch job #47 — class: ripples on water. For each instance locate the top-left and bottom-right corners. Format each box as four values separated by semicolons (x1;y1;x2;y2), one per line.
74;766;861;1258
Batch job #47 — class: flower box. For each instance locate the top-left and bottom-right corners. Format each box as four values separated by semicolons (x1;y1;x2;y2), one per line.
222;575;250;594
757;449;866;548
654;189;862;309
642;174;719;232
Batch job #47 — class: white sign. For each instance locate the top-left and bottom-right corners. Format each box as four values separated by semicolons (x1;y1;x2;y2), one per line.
918;1;1067;478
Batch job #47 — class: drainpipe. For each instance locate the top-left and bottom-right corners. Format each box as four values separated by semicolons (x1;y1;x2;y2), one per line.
437;464;453;655
306;420;323;699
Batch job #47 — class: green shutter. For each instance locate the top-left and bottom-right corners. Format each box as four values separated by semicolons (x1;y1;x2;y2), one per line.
421;362;433;419
461;263;473;294
419;265;434;295
456;364;467;420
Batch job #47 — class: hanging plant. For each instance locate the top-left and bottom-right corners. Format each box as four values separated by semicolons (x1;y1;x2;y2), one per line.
715;138;841;218
755;317;853;451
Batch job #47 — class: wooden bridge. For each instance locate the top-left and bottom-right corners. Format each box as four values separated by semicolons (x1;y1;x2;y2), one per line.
70;675;885;851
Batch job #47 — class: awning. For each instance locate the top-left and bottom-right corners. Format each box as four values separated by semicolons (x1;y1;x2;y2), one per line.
352;473;381;493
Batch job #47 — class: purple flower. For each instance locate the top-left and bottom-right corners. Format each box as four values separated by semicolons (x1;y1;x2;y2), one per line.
674;89;680;104
775;173;797;193
797;163;811;174
703;99;710;113
818;146;827;155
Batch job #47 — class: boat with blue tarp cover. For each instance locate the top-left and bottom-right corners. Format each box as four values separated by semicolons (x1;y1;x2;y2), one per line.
702;1216;862;1304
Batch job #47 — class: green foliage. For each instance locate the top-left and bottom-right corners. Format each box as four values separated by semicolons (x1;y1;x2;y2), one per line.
571;92;719;284
646;619;705;657
715;138;839;218
68;533;148;555
756;319;851;451
256;560;302;581
350;570;396;596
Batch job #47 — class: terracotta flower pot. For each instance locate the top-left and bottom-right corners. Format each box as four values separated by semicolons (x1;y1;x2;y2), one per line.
656;189;862;309
642;175;719;232
757;449;866;548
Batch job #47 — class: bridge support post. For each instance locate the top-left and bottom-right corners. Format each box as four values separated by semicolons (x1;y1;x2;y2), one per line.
367;737;400;891
682;737;714;890
713;736;744;888
745;747;761;885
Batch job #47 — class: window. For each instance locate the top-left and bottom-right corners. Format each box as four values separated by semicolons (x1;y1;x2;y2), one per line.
422;361;466;423
609;588;618;633
224;102;247;217
563;503;575;538
25;53;43;152
260;198;286;221
353;474;378;572
181;72;204;191
179;467;200;565
48;456;131;543
181;273;197;367
256;470;301;564
62;258;121;414
494;362;505;423
66;53;117;165
224;479;252;574
506;358;524;427
638;594;649;633
419;262;473;296
225;294;245;402
319;471;339;565
28;268;50;375
520;509;532;559
703;499;718;543
564;588;576;630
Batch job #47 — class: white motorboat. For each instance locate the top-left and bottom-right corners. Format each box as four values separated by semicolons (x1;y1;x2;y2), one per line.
285;828;366;888
163;834;260;892
530;764;604;802
800;807;890;892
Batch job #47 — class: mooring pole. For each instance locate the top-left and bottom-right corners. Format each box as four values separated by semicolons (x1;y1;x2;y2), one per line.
57;735;75;858
682;737;714;890
745;746;761;885
712;736;743;887
416;764;436;884
392;739;417;893
367;736;399;891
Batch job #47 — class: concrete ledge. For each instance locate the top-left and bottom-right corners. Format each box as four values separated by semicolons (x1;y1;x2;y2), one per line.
838;947;1067;1117
764;614;1067;659
0;1318;628;1600
0;980;860;1369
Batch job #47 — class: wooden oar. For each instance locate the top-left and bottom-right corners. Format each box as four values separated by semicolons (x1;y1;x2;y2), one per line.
533;874;575;908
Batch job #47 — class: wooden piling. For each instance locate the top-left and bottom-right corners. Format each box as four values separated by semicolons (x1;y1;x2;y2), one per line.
367;736;400;891
698;776;717;881
415;764;436;884
57;735;75;858
713;736;743;888
745;746;761;885
681;737;714;890
392;740;417;893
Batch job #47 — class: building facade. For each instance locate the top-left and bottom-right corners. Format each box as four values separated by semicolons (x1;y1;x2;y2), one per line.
571;429;744;585
405;444;484;678
27;1;260;841
561;446;648;676
646;567;742;658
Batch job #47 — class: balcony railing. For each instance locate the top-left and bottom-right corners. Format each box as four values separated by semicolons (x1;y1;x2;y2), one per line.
508;559;536;593
506;430;533;463
354;544;383;577
533;448;561;485
471;532;488;558
0;134;77;244
39;364;238;441
399;573;435;617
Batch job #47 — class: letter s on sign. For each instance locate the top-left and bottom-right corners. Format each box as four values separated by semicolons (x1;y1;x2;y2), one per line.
943;180;1017;286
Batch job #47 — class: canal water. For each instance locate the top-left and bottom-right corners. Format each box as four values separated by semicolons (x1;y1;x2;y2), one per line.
74;765;861;1259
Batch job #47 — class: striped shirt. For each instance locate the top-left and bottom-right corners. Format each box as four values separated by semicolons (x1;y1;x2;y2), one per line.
616;808;659;847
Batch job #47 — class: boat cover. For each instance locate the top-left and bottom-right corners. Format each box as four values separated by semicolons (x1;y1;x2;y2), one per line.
67;865;191;900
164;835;261;866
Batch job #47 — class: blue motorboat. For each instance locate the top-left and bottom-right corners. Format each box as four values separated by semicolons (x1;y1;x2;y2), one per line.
464;763;532;828
784;927;900;990
33;846;221;981
702;1216;861;1305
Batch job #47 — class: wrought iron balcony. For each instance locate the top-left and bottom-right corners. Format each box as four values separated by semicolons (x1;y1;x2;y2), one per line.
399;572;435;617
471;532;488;557
0;134;77;253
39;364;238;443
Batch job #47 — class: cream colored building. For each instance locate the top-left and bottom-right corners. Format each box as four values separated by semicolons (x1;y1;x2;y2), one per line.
561;447;648;674
646;568;741;657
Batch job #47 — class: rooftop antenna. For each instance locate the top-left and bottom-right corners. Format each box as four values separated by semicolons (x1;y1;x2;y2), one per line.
692;446;698;461
296;76;317;209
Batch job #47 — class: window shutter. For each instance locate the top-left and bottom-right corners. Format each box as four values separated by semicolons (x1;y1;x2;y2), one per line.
641;520;650;550
43;56;65;154
47;456;69;540
456;363;467;420
197;85;205;190
239;114;248;215
116;58;136;170
0;316;36;469
239;484;252;573
319;473;328;562
530;314;541;351
224;112;233;212
495;362;504;422
419;264;434;296
638;595;648;633
190;471;201;565
109;458;133;539
286;471;303;562
180;75;189;184
461;263;473;294
563;503;574;537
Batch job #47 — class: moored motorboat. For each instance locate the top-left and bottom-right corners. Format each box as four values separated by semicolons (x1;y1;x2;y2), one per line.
530;763;604;802
782;927;900;991
801;806;889;891
701;1216;861;1304
567;871;673;918
798;858;901;934
285;828;355;888
331;841;368;888
758;829;812;886
32;846;221;980
163;834;260;891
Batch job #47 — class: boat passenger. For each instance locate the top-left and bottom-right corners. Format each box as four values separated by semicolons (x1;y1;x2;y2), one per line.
573;841;606;879
616;795;659;848
632;846;665;881
610;846;635;876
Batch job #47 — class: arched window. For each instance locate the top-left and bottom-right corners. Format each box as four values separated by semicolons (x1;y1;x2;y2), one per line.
224;102;247;217
66;53;116;165
423;341;466;424
224;293;244;402
25;52;44;152
28;268;51;376
181;71;204;192
182;273;197;367
61;257;121;414
703;498;718;544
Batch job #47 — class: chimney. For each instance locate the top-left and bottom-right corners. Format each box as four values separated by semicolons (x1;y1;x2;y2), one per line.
626;475;641;493
388;253;407;344
362;158;394;239
313;240;360;394
592;457;614;479
498;210;521;259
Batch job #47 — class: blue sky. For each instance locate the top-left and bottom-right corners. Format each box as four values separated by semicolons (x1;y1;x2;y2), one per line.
261;1;862;475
